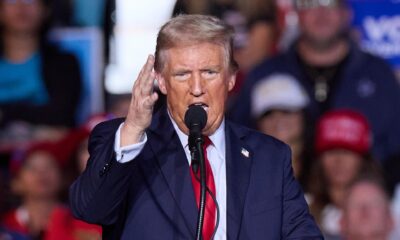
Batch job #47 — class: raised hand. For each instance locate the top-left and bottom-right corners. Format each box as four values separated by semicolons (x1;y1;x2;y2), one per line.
120;55;159;147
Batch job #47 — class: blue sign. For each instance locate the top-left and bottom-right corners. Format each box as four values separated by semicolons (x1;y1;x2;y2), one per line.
349;0;400;68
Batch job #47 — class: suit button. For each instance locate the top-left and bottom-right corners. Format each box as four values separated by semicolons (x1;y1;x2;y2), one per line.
99;163;111;177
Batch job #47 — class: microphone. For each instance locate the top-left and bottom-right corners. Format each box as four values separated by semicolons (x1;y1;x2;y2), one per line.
184;104;208;240
184;105;207;173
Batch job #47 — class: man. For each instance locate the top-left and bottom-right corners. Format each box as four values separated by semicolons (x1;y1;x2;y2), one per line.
229;0;400;163
70;15;322;239
340;178;394;240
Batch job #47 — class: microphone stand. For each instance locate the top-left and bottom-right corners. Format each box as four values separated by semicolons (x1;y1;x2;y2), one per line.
190;135;207;240
185;105;208;240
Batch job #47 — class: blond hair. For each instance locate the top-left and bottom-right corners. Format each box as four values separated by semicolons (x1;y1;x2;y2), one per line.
154;14;238;73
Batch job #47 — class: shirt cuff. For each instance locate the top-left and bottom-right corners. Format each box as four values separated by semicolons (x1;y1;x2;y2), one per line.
114;123;147;163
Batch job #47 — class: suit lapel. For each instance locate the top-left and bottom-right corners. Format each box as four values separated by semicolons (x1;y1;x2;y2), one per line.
143;108;198;238
141;109;253;239
225;123;252;240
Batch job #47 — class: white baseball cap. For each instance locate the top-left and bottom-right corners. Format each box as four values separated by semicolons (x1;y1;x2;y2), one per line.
251;73;309;118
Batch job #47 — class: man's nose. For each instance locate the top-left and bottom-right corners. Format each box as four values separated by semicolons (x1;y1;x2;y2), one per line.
190;73;204;97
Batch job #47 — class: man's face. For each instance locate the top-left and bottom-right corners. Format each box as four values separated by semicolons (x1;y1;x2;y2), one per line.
341;182;393;240
157;42;236;136
297;4;350;49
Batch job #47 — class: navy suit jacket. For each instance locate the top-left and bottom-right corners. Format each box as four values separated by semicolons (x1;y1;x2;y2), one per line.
70;107;322;239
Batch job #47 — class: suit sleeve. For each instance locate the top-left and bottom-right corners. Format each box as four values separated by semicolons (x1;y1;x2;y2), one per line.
281;144;323;239
69;119;139;225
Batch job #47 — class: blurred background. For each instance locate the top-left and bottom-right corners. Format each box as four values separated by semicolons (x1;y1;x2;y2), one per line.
0;0;400;239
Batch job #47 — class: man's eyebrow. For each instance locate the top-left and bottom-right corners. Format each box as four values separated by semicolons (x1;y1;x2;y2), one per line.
200;65;221;70
172;69;191;74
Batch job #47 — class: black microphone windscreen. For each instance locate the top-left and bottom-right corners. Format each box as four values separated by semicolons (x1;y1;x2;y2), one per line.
184;105;207;130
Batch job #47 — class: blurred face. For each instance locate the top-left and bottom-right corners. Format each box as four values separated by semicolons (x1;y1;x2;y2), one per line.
257;110;304;145
297;4;350;49
341;182;393;240
321;149;362;187
14;151;62;199
0;0;46;34
157;42;236;135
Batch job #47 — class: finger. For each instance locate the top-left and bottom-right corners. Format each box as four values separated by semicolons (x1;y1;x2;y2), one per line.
140;71;155;96
143;92;159;109
132;55;153;94
134;58;149;87
137;55;155;87
132;56;154;97
142;56;155;86
135;71;154;99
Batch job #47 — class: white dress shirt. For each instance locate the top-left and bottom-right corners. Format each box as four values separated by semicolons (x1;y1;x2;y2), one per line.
114;117;227;240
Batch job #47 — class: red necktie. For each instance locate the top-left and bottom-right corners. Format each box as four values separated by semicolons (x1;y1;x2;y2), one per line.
190;137;216;240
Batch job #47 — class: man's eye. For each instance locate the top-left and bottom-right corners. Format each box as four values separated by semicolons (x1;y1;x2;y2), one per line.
174;72;189;80
202;70;218;78
175;73;187;76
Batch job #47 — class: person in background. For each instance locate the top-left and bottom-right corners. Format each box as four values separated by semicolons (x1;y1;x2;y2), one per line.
250;73;310;187
0;0;82;138
229;0;400;163
308;109;382;239
2;141;101;240
67;113;114;174
340;178;394;240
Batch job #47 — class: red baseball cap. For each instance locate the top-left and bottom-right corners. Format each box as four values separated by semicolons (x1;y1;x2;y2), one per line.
9;141;65;176
315;109;372;155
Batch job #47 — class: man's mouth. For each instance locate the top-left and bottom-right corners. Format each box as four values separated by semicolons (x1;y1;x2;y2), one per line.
189;103;209;112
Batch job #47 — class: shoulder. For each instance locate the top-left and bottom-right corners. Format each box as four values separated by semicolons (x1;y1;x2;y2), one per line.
348;47;399;91
245;49;297;91
90;118;125;138
250;52;292;77
226;122;293;182
351;45;394;72
227;120;290;154
84;118;125;160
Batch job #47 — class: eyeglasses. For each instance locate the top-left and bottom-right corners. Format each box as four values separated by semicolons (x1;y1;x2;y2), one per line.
295;0;342;10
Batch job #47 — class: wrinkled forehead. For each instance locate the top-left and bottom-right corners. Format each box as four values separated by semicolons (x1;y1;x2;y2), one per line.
294;0;345;10
158;42;229;72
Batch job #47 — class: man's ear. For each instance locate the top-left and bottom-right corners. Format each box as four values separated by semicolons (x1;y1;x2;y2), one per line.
228;74;236;92
156;73;167;95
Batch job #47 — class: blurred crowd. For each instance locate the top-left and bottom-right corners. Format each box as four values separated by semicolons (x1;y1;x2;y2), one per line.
0;0;400;239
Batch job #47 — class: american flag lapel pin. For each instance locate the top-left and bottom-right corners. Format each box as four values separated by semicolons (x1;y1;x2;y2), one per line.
241;148;250;158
